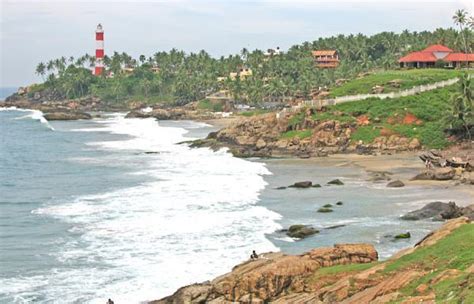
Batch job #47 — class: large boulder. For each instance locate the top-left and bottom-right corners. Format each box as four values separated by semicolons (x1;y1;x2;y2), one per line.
327;179;344;185
411;168;455;181
286;225;319;239
401;201;464;221
289;181;313;188
433;168;455;180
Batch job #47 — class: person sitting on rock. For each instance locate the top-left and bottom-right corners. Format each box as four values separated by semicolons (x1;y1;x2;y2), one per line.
250;250;259;259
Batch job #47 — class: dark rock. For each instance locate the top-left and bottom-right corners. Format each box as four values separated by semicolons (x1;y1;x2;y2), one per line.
401;201;464;221
387;180;405;188
336;201;343;206
317;207;333;213
312;184;322;188
275;186;287;190
394;232;411;239
289;181;313;188
327;179;344;185
322;204;333;208
286;225;319;239
43;111;92;120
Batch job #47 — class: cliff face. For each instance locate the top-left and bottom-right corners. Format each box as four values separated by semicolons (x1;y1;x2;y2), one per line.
152;217;473;304
194;110;422;158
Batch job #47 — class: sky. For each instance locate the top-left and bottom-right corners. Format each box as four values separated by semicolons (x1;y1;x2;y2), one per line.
0;0;472;87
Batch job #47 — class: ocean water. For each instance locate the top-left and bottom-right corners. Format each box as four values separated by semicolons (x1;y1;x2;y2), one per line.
260;158;473;259
0;109;280;303
1;108;472;304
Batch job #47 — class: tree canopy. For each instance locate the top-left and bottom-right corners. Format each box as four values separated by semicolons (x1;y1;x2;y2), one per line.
33;27;474;106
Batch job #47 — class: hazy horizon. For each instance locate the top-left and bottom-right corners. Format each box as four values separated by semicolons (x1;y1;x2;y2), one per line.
1;0;472;87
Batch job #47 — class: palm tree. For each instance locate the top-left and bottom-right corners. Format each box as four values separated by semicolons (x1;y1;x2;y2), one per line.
449;73;473;140
139;54;146;65
452;9;469;54
35;62;46;80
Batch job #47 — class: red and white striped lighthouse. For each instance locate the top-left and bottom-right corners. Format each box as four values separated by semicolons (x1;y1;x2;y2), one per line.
94;23;104;76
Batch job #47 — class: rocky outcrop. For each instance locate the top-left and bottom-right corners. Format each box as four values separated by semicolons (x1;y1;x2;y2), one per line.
152;218;472;304
191;110;423;158
43;111;92;120
401;202;474;221
125;107;217;121
153;244;378;304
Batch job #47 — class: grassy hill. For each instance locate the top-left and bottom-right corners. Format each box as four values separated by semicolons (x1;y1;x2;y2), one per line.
303;221;473;303
313;86;456;148
329;69;465;97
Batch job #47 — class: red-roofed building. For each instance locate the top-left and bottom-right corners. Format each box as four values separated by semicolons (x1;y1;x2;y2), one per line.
399;44;474;68
312;50;340;68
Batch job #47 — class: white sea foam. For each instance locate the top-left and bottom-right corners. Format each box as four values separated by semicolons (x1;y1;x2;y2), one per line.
14;114;281;303
4;107;55;130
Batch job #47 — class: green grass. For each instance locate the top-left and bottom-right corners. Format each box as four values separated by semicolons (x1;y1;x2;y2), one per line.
384;223;474;303
310;84;463;148
384;224;473;274
280;129;313;139
350;126;381;143
239;109;272;117
305;262;378;284
329;69;465;97
288;112;305;128
197;99;223;112
312;111;356;123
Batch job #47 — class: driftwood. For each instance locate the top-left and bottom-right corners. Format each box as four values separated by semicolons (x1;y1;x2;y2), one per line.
419;150;472;171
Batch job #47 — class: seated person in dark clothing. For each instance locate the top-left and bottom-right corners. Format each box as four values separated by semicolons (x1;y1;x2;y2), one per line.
250;250;258;259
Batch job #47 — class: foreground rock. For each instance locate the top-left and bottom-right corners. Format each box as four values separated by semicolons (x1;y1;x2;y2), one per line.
152;218;472;304
401;201;474;221
152;244;378;303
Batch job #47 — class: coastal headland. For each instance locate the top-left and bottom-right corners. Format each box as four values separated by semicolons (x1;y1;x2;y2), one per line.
153;217;473;303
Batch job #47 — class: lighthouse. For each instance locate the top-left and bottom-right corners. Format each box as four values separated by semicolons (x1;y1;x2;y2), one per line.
94;23;104;76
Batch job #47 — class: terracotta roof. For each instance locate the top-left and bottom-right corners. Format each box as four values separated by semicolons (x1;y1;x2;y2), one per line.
422;44;453;53
398;51;437;63
444;53;474;62
312;50;337;56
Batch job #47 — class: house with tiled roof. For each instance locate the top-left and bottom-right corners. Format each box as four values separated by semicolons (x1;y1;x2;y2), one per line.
312;50;340;68
399;44;474;68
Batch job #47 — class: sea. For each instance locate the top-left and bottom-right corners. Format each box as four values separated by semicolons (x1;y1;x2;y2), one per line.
0;108;472;303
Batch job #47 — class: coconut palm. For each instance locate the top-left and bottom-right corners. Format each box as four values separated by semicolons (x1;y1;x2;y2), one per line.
452;9;469;54
35;62;46;80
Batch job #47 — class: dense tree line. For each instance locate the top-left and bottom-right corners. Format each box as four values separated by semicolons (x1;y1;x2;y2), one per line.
34;24;473;106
